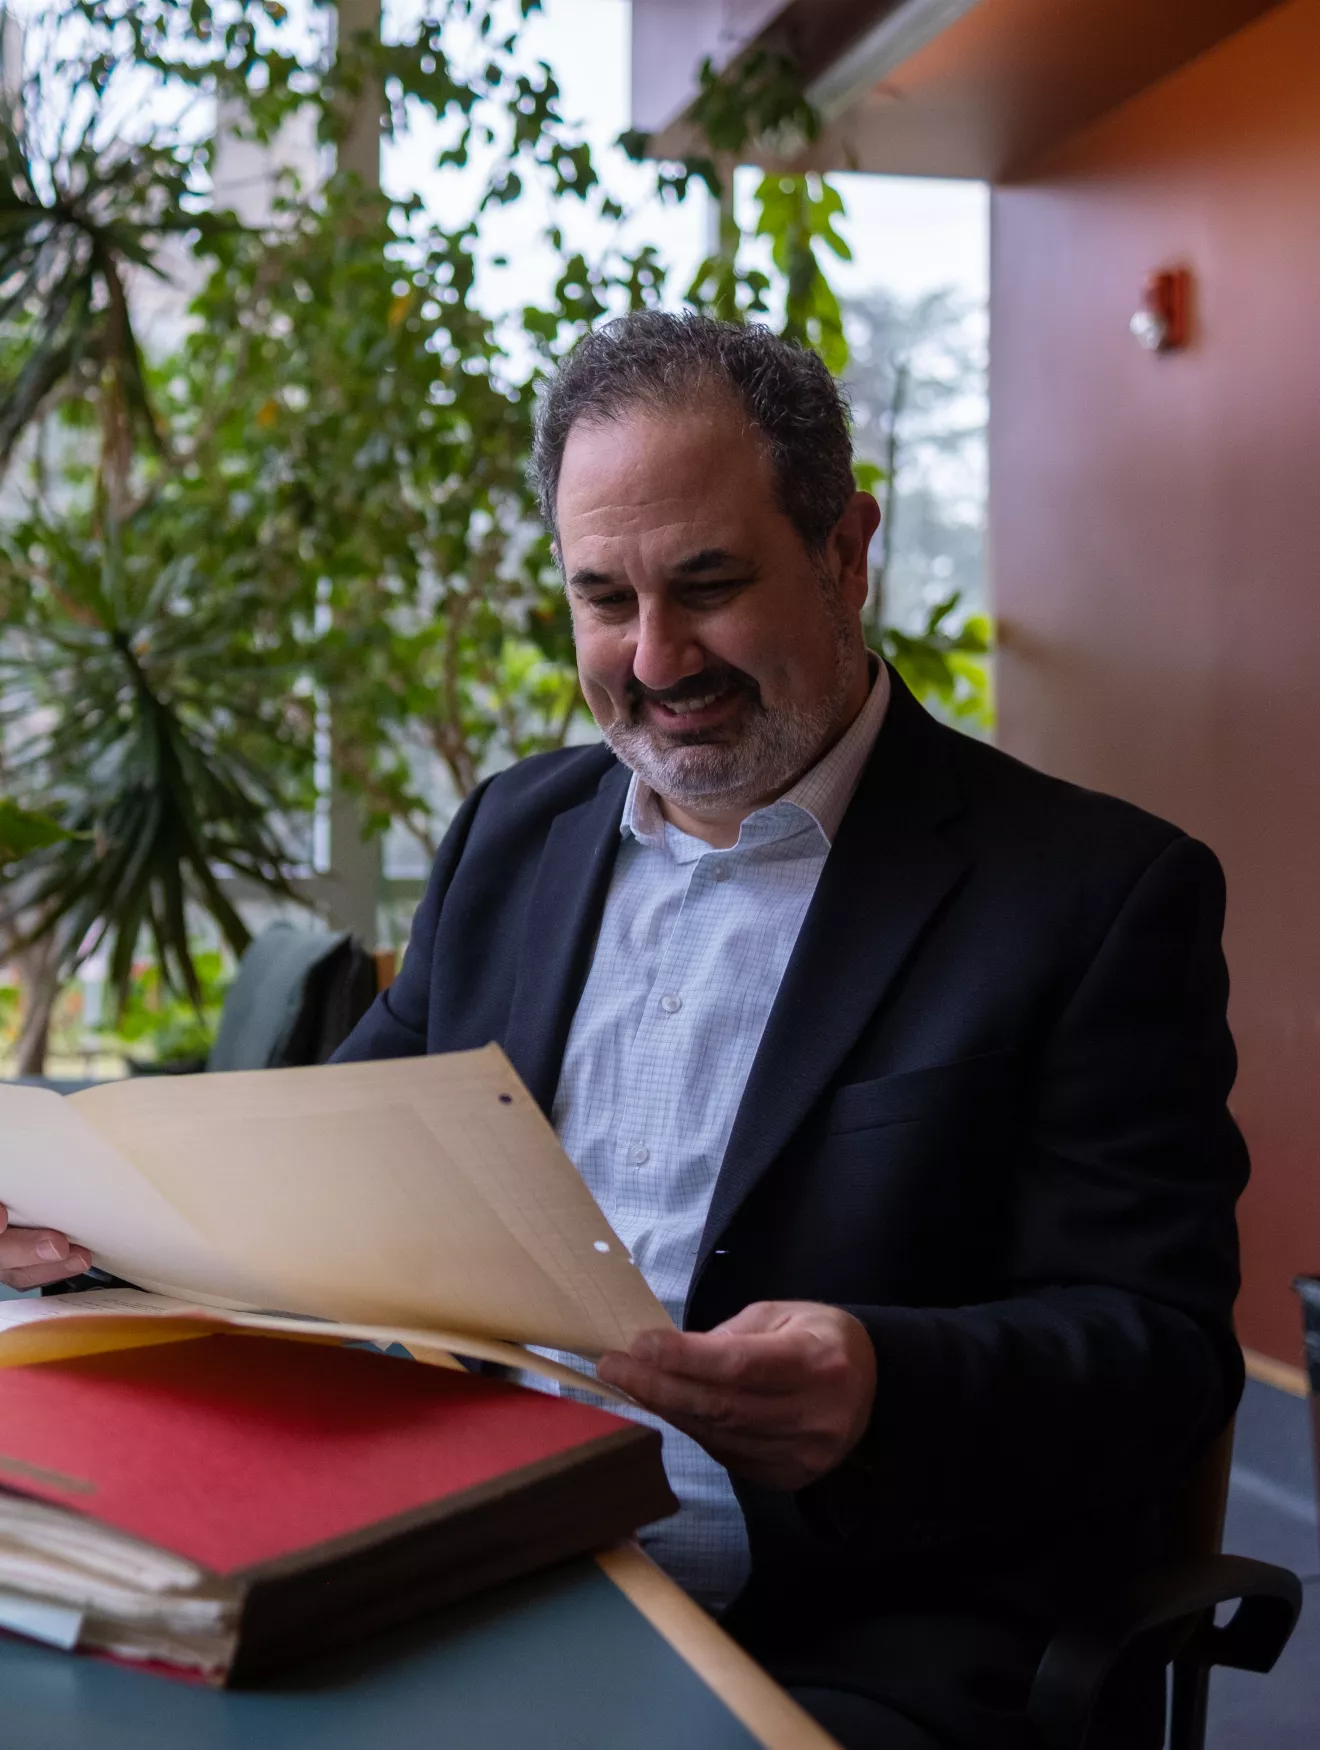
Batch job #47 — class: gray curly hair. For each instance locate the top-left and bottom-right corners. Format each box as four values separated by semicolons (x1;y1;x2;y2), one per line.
531;312;856;554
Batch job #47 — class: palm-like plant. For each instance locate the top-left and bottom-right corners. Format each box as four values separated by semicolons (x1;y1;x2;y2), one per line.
0;516;310;1009
0;5;311;1058
0;4;212;503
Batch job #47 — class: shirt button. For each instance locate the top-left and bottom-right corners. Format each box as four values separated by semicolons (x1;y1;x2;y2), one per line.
711;862;733;883
660;993;682;1014
629;1144;651;1166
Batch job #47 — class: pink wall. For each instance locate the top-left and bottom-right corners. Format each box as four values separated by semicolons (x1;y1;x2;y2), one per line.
992;0;1320;1362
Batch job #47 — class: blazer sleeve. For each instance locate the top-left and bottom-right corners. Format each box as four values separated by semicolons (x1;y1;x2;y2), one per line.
805;833;1249;1557
331;779;492;1063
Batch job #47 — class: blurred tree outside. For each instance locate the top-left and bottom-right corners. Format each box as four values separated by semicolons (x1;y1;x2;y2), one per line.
845;288;991;729
0;0;990;1072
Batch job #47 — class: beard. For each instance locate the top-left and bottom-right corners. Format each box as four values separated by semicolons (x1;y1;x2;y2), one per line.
599;600;862;811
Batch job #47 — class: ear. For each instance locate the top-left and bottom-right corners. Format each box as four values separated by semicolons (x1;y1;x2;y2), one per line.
830;493;882;614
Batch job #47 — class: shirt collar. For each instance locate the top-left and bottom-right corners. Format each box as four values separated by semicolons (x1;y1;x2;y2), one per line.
621;658;891;852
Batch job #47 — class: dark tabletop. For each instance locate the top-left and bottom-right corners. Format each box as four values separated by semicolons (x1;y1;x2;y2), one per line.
0;1555;764;1750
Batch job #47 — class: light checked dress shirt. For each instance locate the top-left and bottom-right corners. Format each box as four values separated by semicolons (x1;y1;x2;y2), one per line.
538;662;891;1612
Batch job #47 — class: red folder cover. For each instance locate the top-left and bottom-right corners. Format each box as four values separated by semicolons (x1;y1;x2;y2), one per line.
0;1334;675;1682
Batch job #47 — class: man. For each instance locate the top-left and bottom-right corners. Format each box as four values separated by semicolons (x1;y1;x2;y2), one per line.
1;314;1247;1749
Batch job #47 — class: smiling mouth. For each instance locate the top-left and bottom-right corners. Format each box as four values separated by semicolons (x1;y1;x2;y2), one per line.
627;666;759;737
644;687;746;734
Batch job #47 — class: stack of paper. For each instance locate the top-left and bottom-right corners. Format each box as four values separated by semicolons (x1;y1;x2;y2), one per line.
0;1332;675;1682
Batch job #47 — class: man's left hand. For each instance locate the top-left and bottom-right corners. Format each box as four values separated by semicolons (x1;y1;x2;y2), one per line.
596;1301;877;1492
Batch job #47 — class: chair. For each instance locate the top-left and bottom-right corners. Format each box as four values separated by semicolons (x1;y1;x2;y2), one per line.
1027;1422;1303;1749
35;923;381;1086
204;921;378;1072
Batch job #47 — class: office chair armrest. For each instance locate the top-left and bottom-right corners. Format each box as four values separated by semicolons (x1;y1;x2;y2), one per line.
1027;1554;1303;1750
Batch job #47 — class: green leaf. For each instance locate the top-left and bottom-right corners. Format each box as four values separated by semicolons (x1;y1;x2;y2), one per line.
0;799;72;863
853;460;888;495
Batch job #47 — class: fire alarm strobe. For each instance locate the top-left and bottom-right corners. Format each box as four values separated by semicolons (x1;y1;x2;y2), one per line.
1130;268;1192;353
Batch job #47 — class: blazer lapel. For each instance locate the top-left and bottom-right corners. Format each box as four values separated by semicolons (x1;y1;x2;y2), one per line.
503;761;631;1114
697;677;971;1270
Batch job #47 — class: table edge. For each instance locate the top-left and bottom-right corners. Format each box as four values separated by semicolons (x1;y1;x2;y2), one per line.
595;1545;840;1750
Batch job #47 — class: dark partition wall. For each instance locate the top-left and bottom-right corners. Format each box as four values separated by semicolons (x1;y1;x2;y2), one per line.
991;0;1320;1362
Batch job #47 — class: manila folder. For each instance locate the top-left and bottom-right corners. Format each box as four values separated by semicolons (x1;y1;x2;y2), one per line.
0;1046;670;1357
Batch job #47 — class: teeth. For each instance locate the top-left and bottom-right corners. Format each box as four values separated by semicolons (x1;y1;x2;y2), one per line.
661;692;721;713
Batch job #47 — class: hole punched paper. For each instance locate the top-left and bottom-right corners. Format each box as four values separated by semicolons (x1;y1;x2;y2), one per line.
0;1045;671;1393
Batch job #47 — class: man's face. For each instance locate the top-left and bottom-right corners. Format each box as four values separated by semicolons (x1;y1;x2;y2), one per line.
556;401;876;816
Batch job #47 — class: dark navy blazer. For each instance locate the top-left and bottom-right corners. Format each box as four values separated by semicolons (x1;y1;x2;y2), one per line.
334;668;1247;1657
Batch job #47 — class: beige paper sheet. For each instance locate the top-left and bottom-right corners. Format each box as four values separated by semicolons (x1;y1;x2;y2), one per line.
0;1046;670;1358
0;1086;274;1307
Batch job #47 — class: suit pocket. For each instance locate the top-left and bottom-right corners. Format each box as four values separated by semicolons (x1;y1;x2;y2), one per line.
826;1049;1018;1134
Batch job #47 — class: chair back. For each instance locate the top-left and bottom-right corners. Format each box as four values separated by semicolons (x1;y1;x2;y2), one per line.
207;922;377;1071
1164;1421;1234;1567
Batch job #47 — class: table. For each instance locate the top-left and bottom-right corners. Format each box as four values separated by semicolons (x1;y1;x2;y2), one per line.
0;1545;836;1750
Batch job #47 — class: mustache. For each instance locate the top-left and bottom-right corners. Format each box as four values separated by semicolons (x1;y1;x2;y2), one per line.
625;664;760;712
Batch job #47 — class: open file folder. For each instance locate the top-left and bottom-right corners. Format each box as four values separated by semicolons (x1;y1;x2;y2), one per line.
0;1045;671;1387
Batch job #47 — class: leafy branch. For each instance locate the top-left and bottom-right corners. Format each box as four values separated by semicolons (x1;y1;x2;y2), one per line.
624;49;850;367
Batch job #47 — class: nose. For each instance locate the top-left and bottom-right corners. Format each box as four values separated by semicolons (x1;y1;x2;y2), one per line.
631;599;706;694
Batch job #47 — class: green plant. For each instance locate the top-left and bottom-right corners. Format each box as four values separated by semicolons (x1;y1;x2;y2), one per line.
0;976;19;1054
0;1;315;1034
0;517;310;1007
877;594;992;730
154;170;586;834
625;49;851;370
2;1;664;844
91;947;231;1065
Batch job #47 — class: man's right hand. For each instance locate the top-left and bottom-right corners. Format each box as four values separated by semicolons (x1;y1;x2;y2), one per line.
0;1203;91;1290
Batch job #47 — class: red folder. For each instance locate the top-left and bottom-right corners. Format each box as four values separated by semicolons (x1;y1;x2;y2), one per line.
0;1334;675;1683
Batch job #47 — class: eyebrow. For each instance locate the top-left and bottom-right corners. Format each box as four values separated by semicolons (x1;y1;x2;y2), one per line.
567;549;753;592
672;548;749;576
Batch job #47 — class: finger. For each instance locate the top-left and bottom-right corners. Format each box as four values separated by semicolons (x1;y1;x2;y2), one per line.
710;1301;799;1337
0;1228;84;1272
626;1327;808;1394
597;1353;806;1433
0;1203;8;1236
0;1251;93;1291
